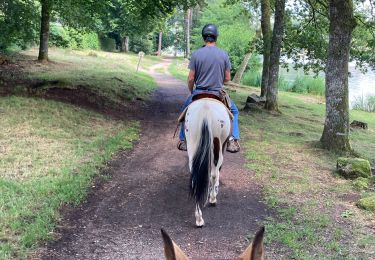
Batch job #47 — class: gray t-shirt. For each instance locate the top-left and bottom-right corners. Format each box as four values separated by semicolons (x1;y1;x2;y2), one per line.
188;46;231;93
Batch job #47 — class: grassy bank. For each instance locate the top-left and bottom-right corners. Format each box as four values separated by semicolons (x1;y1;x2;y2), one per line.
168;58;189;81
231;89;375;258
169;61;375;258
0;48;159;258
18;48;159;104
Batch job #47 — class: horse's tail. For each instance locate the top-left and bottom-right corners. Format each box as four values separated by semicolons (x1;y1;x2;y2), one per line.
190;119;211;207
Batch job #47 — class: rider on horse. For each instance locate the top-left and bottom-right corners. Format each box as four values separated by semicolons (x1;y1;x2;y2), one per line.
177;24;241;153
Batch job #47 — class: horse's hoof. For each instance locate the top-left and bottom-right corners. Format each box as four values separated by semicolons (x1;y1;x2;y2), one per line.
209;202;217;207
195;219;204;227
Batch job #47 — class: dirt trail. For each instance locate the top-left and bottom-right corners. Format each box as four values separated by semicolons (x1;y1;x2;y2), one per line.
39;58;270;259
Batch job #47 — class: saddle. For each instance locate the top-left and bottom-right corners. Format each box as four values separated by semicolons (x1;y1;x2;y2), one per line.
177;90;233;123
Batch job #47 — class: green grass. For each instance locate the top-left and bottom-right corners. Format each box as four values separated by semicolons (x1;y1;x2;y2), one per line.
241;70;325;96
226;88;375;258
0;96;140;259
0;48;159;258
21;48;159;104
168;58;189;81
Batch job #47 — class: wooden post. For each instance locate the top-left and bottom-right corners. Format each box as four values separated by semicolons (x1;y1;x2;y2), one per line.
136;51;145;73
158;32;163;56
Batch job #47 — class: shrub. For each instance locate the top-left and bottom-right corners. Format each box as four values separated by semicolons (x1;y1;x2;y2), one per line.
99;34;117;52
81;33;100;50
130;35;154;54
50;23;71;48
50;23;100;50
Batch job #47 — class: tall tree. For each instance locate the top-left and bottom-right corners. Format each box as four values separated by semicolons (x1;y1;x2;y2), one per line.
38;0;52;61
260;0;271;97
185;8;191;57
320;0;356;151
264;0;286;111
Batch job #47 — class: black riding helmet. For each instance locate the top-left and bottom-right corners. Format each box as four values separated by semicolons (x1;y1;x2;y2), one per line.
202;24;218;42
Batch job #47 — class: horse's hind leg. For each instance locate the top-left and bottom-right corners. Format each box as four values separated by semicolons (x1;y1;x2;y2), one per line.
195;204;204;227
209;137;223;206
209;167;220;205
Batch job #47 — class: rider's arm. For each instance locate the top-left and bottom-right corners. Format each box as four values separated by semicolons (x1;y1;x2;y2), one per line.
224;70;231;83
188;70;195;93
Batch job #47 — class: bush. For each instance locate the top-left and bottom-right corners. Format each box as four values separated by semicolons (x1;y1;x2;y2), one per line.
50;23;71;48
50;23;100;50
130;35;154;54
99;34;117;52
81;33;100;50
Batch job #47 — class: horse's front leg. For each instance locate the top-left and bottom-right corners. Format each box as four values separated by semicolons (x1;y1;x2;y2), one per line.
195;204;204;227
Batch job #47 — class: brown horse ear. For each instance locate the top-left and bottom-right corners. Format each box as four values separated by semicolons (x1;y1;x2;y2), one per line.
238;226;265;260
161;229;189;260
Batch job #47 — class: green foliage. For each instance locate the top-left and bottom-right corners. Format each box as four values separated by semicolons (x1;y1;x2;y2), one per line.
50;23;71;48
217;24;254;73
81;33;100;50
50;23;100;50
191;0;254;72
277;75;292;92
129;35;154;54
283;0;374;73
291;75;325;96
99;34;117;52
162;9;186;53
242;70;261;87
0;0;39;51
242;69;325;96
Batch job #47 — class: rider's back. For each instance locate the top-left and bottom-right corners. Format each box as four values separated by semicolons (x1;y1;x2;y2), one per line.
189;46;231;93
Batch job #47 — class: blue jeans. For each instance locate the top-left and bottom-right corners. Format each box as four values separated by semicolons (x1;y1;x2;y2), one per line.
179;92;240;141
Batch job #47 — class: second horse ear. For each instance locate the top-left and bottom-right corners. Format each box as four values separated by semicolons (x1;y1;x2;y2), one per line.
161;229;189;260
238;226;265;260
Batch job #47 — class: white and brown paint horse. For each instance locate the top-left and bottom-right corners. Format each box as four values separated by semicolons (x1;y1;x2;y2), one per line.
161;226;265;260
184;98;231;227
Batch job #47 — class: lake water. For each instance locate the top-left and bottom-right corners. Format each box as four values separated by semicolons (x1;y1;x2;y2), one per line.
348;63;375;107
281;62;375;108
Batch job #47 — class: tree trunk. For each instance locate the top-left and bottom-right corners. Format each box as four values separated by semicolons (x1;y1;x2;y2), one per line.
38;0;52;62
233;30;261;84
185;8;191;58
320;0;356;151
264;0;286;111
158;32;162;56
121;36;129;52
233;52;253;84
260;0;271;97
